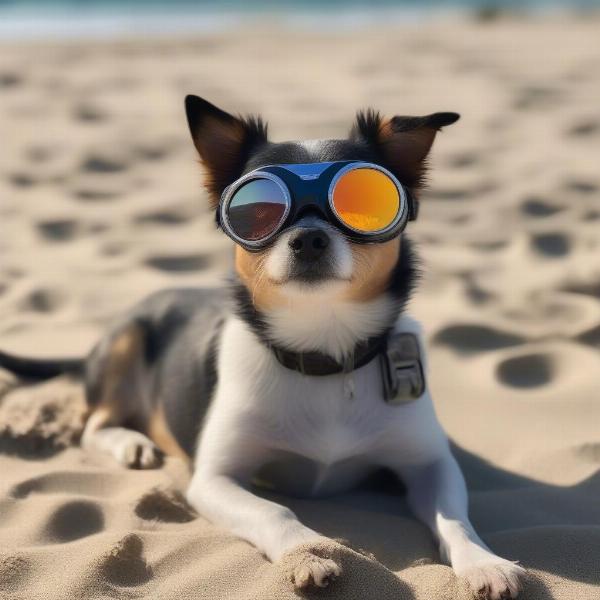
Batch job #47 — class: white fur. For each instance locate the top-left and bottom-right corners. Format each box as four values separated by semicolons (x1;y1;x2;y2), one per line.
300;139;328;154
264;216;353;284
82;414;160;469
262;216;396;361
265;294;398;362
186;309;525;597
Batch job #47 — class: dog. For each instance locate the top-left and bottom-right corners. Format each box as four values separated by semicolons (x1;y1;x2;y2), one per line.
0;95;525;599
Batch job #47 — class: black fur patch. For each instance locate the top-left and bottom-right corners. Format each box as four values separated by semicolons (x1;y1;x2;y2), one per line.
242;139;378;175
229;273;271;346
386;235;420;310
349;108;383;146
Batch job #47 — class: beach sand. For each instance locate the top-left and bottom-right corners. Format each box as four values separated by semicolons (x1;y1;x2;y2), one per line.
1;15;599;599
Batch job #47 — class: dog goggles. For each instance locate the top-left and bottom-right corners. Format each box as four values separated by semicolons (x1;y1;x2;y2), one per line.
217;161;417;250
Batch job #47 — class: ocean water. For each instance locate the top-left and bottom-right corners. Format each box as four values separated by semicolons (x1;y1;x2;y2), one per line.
0;0;598;39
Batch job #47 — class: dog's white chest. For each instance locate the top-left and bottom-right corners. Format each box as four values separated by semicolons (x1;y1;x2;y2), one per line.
204;316;445;496
247;366;389;495
270;369;387;458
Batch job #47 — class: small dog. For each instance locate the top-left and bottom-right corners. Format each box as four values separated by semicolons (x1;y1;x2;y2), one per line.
0;96;525;599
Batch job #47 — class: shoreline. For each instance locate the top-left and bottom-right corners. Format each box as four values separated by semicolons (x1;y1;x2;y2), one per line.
0;6;598;42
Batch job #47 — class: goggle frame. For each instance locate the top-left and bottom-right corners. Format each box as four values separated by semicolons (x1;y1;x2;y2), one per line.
218;160;416;251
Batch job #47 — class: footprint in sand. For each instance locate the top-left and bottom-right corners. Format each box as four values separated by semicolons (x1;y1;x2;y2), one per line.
433;324;525;355
445;151;479;169
562;281;600;298
73;188;121;202
11;471;124;499
495;352;554;389
134;488;196;523
460;272;496;305
502;291;600;337
568;119;599;137
447;213;472;226
520;196;563;218
25;145;55;163
45;500;104;543
425;187;467;201
80;156;128;174
100;534;152;587
575;442;600;464
99;240;128;257
578;325;600;349
8;173;36;188
530;232;571;258
133;143;171;162
0;72;22;87
87;221;110;234
468;239;508;252
513;85;563;110
425;181;497;201
133;208;192;226
145;253;210;273
563;179;598;195
72;102;108;123
36;218;79;242
19;287;65;313
0;554;30;588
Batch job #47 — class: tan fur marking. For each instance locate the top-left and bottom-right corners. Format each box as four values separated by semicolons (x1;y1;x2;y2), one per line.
235;237;401;307
84;324;190;463
343;237;401;302
235;246;286;311
85;323;145;427
147;404;190;462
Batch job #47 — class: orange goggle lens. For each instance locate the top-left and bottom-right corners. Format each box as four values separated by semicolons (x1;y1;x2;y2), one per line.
331;168;400;233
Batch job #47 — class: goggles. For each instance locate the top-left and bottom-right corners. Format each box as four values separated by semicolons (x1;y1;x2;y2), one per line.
217;161;417;251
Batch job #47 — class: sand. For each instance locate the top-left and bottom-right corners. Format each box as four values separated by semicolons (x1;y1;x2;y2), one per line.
1;14;599;600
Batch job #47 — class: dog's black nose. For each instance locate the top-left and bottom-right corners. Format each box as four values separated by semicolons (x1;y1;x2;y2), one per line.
288;228;330;261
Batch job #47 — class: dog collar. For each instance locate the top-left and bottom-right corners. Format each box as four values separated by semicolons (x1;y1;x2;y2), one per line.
270;335;384;377
270;332;425;404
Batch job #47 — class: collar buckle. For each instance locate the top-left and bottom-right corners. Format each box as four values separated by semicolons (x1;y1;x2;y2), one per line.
380;333;425;404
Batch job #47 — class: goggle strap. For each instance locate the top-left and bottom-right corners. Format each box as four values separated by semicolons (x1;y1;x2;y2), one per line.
406;191;419;221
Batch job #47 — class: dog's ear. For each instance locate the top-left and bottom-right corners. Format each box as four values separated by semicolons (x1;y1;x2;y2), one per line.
350;109;459;190
185;95;268;207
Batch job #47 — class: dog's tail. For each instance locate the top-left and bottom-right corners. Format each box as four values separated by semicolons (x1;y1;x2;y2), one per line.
0;349;84;380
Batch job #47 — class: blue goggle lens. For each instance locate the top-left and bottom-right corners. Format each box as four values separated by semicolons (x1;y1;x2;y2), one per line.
227;178;288;242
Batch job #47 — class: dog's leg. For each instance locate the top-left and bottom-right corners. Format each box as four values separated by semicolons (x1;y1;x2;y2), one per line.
394;452;525;599
186;441;341;589
81;407;161;469
81;322;161;469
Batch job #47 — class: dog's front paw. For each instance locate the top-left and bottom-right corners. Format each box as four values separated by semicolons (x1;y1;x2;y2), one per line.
283;541;342;590
291;553;342;590
115;435;162;469
458;559;526;600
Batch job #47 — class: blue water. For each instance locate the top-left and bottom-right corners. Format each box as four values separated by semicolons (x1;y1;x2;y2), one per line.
0;0;598;39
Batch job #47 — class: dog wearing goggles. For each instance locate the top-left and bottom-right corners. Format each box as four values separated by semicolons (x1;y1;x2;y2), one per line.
0;95;524;599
